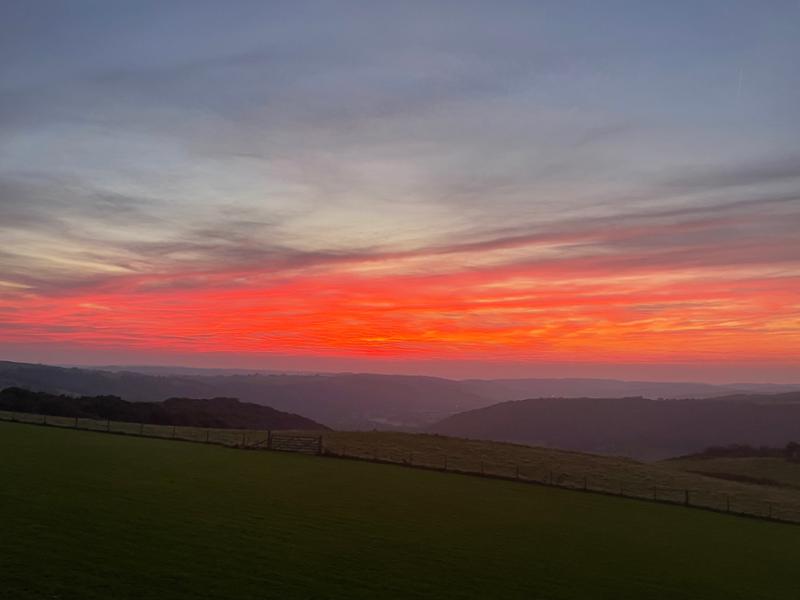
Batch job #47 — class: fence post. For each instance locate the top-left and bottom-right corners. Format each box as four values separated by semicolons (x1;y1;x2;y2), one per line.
140;422;144;435
583;476;588;491
267;430;272;450
74;416;79;428
768;503;773;519
171;425;176;439
205;429;210;443
548;470;553;485
317;435;323;455
684;489;690;506
480;461;485;475
43;415;48;426
107;419;111;432
241;432;246;447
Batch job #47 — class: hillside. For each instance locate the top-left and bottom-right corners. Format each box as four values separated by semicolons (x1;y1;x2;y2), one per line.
459;377;800;401
430;394;800;459
2;421;798;599
320;430;800;519
664;455;800;490
4;360;799;431
0;361;489;429
0;387;327;431
4;408;798;519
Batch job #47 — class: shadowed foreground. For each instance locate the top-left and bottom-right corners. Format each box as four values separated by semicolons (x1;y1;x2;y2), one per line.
0;422;796;599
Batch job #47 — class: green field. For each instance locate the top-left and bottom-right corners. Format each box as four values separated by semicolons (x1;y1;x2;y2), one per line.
665;456;800;489
323;430;800;520
1;422;798;599
6;410;800;521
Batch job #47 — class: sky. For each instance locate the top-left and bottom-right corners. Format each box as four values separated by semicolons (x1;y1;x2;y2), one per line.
0;1;799;382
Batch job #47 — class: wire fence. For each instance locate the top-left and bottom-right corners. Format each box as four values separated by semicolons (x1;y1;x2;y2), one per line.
324;445;800;524
0;410;322;454
2;409;798;525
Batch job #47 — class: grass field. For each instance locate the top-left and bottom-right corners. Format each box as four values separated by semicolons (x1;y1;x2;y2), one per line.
5;409;800;521
665;456;800;489
0;410;278;447
1;421;799;599
322;430;800;520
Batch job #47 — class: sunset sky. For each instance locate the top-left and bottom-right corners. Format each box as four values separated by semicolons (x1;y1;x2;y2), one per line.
1;2;798;381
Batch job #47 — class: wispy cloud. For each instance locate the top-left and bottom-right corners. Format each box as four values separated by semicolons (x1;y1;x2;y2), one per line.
1;1;798;372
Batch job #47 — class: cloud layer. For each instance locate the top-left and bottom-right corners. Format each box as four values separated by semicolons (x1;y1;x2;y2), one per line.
0;1;799;377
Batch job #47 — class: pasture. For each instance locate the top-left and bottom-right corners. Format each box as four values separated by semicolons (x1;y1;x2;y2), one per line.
665;455;800;489
4;410;800;520
323;430;800;519
0;421;798;599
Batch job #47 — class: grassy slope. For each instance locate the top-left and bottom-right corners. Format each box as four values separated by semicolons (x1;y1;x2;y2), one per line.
322;431;800;519
5;411;800;519
1;422;798;600
665;456;800;489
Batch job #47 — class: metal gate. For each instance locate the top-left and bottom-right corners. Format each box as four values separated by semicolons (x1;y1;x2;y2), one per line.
268;432;323;455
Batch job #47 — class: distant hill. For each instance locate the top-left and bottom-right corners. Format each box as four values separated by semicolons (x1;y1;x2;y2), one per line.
0;361;490;429
430;393;800;460
458;378;800;402
74;366;800;401
2;360;798;431
0;387;327;431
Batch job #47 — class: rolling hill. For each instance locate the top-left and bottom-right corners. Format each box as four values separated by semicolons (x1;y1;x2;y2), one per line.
430;394;800;459
0;387;327;431
2;420;798;599
3;360;798;431
0;361;489;429
320;430;800;519
461;377;800;401
663;445;800;491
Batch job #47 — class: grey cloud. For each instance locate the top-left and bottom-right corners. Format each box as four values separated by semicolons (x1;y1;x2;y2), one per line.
0;175;163;231
6;183;798;299
664;157;800;192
